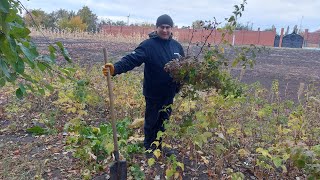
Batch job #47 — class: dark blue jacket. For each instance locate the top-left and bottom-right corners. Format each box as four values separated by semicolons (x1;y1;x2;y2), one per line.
113;31;185;98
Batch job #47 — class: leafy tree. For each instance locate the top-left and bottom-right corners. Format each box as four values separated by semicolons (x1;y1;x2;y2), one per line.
112;20;126;26
23;9;48;27
57;17;70;30
54;9;75;30
235;22;250;30
0;0;73;98
132;22;155;27
55;8;71;20
69;16;87;31
45;11;58;29
77;6;97;32
192;20;204;29
99;18;113;26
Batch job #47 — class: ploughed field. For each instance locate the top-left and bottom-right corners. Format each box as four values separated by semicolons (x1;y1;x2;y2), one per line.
33;37;320;101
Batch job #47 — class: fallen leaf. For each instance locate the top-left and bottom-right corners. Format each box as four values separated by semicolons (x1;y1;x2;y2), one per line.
201;156;209;165
128;118;144;129
128;135;144;143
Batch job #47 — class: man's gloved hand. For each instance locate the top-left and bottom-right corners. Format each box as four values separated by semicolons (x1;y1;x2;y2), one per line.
102;63;115;76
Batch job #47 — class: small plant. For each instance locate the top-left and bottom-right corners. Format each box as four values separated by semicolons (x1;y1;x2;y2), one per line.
65;118;133;177
129;164;145;180
165;155;184;179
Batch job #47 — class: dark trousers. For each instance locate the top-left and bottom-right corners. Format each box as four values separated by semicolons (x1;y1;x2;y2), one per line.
144;96;174;150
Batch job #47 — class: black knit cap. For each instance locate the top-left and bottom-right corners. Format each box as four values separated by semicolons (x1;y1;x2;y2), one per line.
156;14;173;27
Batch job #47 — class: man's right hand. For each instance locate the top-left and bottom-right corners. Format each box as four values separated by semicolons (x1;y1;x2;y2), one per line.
102;63;115;76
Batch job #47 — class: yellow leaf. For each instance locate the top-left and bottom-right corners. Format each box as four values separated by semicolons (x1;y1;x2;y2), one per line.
174;172;180;179
151;141;160;148
227;127;236;134
92;127;100;134
165;169;175;178
148;158;155;166
281;165;287;173
237;149;250;157
67;107;76;113
128;135;144;143
78;110;87;116
153;149;161;159
177;162;184;171
105;143;114;153
219;47;225;54
162;143;172;149
201;156;209;165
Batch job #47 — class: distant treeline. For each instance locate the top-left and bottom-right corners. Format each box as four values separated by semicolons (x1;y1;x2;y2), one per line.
23;6;156;32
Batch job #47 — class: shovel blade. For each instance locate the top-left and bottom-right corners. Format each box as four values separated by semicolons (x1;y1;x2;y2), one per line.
110;160;127;180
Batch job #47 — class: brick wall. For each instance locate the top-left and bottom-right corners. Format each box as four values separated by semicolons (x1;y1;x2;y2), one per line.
304;29;320;47
100;25;319;47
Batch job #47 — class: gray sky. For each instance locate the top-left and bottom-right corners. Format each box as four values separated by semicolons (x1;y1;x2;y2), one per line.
20;0;320;32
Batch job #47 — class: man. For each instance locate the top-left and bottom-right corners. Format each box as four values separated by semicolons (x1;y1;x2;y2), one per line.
102;14;185;158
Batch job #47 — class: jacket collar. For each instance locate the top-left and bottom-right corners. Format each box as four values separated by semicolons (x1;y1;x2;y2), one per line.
148;31;173;41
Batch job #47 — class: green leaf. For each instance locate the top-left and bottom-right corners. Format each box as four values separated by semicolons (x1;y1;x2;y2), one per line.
295;159;306;168
26;84;36;93
228;16;235;23
0;58;11;78
37;62;47;71
0;0;10;13
1;37;18;62
38;88;45;95
232;58;239;67
58;75;66;83
272;157;282;168
18;43;37;65
22;73;38;83
0;76;5;87
48;45;56;62
19;83;26;94
231;172;245;180
26;126;47;135
56;42;72;63
6;72;16;82
9;22;31;38
311;144;320;156
45;84;54;92
77;79;89;86
16;87;23;99
15;59;25;74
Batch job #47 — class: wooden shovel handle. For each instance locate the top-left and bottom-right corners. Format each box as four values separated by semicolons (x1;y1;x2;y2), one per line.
103;48;120;161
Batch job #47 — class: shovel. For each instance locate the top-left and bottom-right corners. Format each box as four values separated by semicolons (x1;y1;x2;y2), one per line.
103;48;127;180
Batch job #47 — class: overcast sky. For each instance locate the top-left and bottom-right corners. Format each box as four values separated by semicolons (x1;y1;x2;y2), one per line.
20;0;320;32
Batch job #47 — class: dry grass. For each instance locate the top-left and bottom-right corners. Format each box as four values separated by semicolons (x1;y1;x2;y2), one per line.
29;28;147;44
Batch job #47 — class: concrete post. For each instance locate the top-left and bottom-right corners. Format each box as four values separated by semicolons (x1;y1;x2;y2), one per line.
304;29;309;47
257;28;261;45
